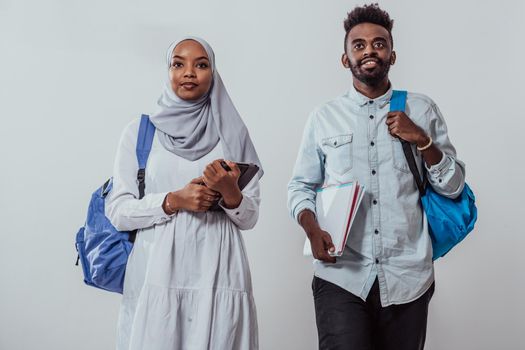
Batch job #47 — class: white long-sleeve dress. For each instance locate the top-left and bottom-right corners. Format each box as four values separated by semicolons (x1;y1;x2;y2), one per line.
105;118;260;350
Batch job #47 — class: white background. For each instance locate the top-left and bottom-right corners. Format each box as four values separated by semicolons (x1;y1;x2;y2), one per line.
1;0;524;349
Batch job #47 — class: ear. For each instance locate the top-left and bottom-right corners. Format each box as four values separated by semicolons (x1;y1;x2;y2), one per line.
390;51;397;65
341;53;350;68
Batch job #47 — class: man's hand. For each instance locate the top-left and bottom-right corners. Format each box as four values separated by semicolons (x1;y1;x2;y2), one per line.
386;111;429;147
307;228;337;263
299;210;336;263
386;111;443;166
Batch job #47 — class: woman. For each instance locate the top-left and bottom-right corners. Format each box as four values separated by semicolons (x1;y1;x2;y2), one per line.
106;37;263;350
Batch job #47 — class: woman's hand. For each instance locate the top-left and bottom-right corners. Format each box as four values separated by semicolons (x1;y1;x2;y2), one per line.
202;159;242;209
164;177;220;213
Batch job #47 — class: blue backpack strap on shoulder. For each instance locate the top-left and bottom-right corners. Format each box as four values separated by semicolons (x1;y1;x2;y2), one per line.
136;114;155;199
390;90;407;112
390;90;426;195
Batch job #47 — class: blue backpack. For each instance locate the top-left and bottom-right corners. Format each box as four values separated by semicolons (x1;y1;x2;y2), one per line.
390;90;478;260
75;115;155;293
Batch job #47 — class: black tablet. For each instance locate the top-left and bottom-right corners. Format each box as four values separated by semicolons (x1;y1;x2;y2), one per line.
234;162;260;190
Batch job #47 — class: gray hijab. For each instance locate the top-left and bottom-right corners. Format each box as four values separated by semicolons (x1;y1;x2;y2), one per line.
150;36;263;178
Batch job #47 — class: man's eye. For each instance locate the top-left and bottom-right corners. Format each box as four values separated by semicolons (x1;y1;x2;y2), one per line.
354;43;364;50
374;42;385;49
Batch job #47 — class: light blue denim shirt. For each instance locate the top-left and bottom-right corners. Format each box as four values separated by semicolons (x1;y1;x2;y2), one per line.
287;85;465;306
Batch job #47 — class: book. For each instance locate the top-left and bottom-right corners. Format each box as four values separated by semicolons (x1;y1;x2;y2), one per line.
303;181;365;257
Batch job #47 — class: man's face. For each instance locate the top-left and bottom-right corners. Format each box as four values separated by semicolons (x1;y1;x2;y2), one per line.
342;22;395;87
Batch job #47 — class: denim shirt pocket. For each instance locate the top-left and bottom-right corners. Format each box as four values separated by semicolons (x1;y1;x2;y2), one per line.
322;134;353;175
391;137;411;173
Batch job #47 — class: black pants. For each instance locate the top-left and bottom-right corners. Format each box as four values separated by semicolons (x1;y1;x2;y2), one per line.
312;276;434;350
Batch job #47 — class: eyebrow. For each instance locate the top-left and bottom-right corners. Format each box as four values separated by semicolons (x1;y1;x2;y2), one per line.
172;55;210;61
351;37;388;44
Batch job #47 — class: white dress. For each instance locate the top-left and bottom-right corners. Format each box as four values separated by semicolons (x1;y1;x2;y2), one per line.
105;118;260;350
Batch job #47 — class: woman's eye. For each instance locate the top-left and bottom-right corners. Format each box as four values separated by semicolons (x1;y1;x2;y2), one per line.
171;62;183;68
197;63;209;69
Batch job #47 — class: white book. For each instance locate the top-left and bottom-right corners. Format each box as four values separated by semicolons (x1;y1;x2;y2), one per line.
303;182;365;257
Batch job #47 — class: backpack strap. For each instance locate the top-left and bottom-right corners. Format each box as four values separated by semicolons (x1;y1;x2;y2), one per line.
390;90;426;196
136;114;155;200
390;90;407;112
128;115;155;244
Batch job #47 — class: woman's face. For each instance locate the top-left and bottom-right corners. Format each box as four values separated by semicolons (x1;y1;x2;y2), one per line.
169;40;213;101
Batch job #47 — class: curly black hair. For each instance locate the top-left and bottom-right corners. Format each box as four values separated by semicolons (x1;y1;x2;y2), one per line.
343;3;394;52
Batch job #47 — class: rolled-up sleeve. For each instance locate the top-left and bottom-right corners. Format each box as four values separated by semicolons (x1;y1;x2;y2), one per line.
219;175;261;231
423;103;466;199
287;113;325;223
105;119;174;232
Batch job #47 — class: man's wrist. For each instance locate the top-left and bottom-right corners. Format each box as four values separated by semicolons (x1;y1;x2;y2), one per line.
299;210;320;238
416;132;431;148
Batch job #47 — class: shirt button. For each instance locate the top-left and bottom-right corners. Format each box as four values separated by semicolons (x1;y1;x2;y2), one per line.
369;115;374;119
375;258;379;264
369;100;374;104
372;170;376;175
438;179;442;183
374;229;379;234
235;212;240;215
370;141;375;146
373;199;378;205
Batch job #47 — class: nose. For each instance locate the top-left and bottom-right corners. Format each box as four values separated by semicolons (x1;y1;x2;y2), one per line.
183;65;196;78
363;43;378;58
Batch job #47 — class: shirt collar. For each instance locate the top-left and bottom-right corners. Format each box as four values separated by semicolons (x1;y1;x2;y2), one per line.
347;83;394;109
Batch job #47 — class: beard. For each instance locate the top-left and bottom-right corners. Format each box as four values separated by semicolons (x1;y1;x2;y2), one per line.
350;56;391;87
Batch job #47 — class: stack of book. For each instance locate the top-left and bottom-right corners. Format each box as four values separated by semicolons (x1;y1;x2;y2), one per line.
303;181;365;257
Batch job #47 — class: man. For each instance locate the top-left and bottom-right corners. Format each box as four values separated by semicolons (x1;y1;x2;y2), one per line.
287;4;465;349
